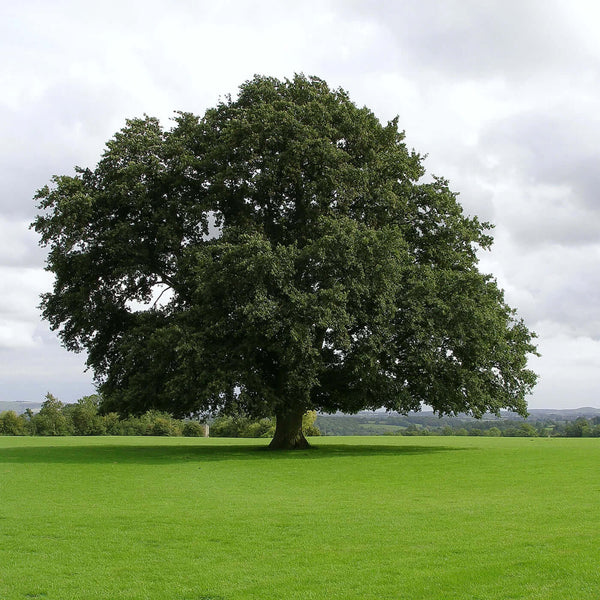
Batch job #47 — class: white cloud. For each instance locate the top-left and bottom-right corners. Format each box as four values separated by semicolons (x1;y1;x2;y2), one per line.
528;328;600;409
0;320;38;349
0;338;94;404
0;266;51;348
0;217;43;266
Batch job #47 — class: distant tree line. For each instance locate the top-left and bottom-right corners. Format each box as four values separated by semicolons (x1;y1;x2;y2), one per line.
0;394;205;437
315;413;600;438
0;393;320;438
2;395;597;438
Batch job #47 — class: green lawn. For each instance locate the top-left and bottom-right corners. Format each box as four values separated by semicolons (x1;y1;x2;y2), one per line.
0;435;598;599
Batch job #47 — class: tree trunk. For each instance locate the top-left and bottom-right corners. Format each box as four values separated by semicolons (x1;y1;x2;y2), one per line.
269;409;311;450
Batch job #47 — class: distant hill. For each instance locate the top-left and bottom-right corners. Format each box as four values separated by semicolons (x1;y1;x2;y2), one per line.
527;407;600;419
316;407;600;436
353;407;600;420
0;401;42;414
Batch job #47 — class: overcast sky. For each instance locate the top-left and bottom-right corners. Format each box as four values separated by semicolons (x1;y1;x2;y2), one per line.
2;0;599;410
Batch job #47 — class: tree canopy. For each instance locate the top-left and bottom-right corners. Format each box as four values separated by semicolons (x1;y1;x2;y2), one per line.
33;74;537;448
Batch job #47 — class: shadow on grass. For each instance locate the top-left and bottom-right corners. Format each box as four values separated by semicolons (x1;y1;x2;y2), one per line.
0;438;468;465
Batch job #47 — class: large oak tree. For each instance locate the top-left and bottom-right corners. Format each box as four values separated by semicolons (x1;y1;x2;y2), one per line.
33;75;537;448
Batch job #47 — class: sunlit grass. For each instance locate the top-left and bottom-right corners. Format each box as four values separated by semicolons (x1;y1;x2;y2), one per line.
1;435;598;599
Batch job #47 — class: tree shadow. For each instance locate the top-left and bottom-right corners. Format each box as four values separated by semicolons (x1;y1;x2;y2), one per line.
0;438;468;465
306;442;468;458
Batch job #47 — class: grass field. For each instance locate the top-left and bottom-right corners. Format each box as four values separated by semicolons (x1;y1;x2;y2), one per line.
0;435;598;599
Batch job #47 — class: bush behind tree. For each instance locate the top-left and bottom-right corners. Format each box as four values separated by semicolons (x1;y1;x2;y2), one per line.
4;395;600;438
182;421;207;437
0;411;26;435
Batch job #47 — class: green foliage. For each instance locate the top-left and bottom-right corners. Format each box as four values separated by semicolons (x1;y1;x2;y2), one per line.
210;415;275;438
3;395;598;439
182;420;207;437
564;417;589;437
502;423;538;437
33;75;537;445
302;410;321;436
68;394;106;435
33;393;72;436
102;412;122;435
111;410;184;436
140;410;183;436
0;411;26;435
210;410;320;438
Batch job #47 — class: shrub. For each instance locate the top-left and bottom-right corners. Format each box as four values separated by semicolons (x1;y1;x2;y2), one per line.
243;418;276;438
34;393;73;436
102;412;122;435
151;416;182;436
211;415;275;438
210;415;244;437
565;418;589;438
182;421;207;437
117;416;147;435
70;395;106;435
0;411;26;435
140;410;182;436
302;411;321;436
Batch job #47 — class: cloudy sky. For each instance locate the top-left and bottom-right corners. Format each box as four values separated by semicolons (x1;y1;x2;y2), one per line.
2;0;599;409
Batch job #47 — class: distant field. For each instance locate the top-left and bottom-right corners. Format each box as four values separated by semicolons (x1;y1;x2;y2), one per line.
0;436;598;599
